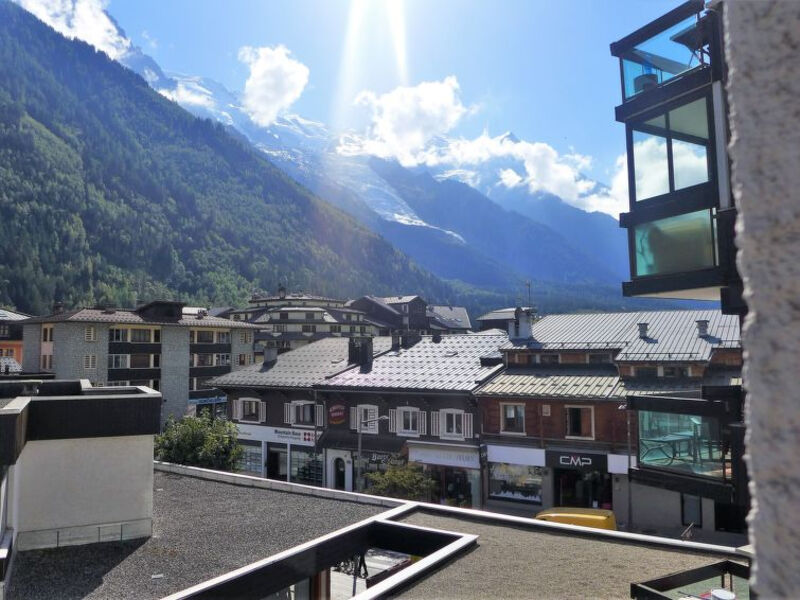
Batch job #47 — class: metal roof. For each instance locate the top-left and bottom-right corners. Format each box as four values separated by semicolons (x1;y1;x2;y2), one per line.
22;308;261;328
380;295;422;304
476;307;533;322
318;333;508;393
428;305;472;330
0;357;22;374
502;310;740;361
0;309;29;321
213;337;393;389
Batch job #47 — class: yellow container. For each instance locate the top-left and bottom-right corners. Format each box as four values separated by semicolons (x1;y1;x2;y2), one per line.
534;507;618;531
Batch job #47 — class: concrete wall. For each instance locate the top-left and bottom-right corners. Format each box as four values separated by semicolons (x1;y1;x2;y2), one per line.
161;326;189;422
21;324;40;372
631;483;683;532
8;435;154;550
53;322;109;383
724;1;800;595
229;328;253;371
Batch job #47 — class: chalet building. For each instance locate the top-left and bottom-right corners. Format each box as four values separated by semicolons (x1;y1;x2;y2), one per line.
475;306;536;332
225;287;378;356
315;332;507;507
610;1;749;534
0;309;28;365
213;337;392;486
349;295;472;335
476;309;742;534
20;301;258;421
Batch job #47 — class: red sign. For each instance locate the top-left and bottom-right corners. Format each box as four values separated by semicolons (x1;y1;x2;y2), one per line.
329;404;346;425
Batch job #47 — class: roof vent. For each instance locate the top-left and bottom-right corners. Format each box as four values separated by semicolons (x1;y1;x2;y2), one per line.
432;332;442;343
696;319;709;338
103;307;116;314
637;322;649;339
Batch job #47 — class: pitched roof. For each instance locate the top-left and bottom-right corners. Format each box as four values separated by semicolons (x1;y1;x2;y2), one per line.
502;310;740;361
380;295;421;304
0;357;22;374
0;308;30;321
318;333;508;393
22;308;260;328
213;337;393;389
476;307;534;322
428;305;472;330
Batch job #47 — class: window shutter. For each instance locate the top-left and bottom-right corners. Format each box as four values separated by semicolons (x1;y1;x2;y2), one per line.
419;411;427;435
350;406;358;430
232;399;241;420
464;413;473;439
315;404;324;427
284;402;293;424
368;407;378;432
431;411;440;436
388;409;397;433
259;401;267;422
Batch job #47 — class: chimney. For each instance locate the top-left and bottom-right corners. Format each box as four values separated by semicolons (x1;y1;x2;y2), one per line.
391;333;401;350
348;337;373;367
638;322;649;339
509;307;534;339
401;331;421;348
263;347;278;363
432;332;442;343
52;301;65;315
696;319;709;338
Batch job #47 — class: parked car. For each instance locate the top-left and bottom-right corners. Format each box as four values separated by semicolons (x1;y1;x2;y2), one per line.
534;507;617;531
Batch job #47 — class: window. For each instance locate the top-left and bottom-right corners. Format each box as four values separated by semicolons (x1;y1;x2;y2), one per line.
681;494;703;527
40;354;53;370
279;312;289;320
240;331;252;344
634;209;717;277
108;354;129;369
5;349;13;357
130;354;153;369
83;354;97;370
109;328;127;342
153;329;161;343
0;325;8;337
359;326;366;334
302;324;317;333
637;366;658;378
565;406;594;439
84;326;96;342
588;353;612;364
445;411;463;436
130;329;152;343
349;326;356;333
240;399;261;423
238;353;251;366
351;405;379;433
215;353;231;366
539;354;559;365
42;326;53;342
345;314;352;321
216;331;230;344
195;353;214;367
294;402;315;426
330;325;341;333
273;324;286;333
237;444;263;476
194;330;214;344
391;407;425;436
489;464;545;504
663;366;689;377
501;404;525;434
305;312;315;320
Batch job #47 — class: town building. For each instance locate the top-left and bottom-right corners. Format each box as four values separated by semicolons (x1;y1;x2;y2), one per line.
20;301;258;421
315;332;507;507
0;309;28;365
476;309;743;537
0;378;161;597
349;295;473;335
212;337;392;487
610;0;749;537
475;306;536;332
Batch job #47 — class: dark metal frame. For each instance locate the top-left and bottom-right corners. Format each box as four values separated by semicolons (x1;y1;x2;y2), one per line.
631;560;751;600
680;492;703;527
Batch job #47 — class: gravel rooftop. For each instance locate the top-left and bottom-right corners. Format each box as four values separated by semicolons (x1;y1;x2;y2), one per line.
8;471;384;599
395;512;731;600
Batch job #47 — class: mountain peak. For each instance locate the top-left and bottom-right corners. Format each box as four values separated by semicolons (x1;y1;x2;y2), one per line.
499;131;520;144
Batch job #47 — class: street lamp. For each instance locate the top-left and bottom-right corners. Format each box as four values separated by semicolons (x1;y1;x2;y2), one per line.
356;414;389;492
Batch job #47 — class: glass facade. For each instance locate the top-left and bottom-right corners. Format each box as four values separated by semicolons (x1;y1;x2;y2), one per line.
488;463;544;504
290;446;323;486
638;410;727;480
237;443;263;477
620;14;707;100
634;209;716;277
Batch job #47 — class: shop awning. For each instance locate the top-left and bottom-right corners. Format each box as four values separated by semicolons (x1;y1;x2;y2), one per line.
317;429;406;454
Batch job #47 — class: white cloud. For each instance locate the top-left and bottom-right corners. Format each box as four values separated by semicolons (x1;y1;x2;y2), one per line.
141;30;157;50
498;168;523;188
237;45;309;127
158;81;215;109
16;0;131;59
338;76;471;166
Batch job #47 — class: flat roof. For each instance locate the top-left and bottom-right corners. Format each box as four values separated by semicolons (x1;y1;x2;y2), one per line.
8;471;384;599
395;511;734;600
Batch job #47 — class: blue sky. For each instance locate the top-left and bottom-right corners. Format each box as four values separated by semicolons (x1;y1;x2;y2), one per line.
107;0;679;183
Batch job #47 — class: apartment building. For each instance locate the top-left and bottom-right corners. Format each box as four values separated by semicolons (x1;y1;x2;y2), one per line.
0;309;28;365
21;301;258;421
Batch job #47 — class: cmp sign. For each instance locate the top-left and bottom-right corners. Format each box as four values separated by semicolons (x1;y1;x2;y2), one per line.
545;450;607;473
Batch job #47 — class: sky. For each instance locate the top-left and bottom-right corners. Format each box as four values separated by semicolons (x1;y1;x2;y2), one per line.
16;0;684;215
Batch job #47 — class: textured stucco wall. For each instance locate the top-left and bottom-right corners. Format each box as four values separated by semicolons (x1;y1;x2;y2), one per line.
53;322;109;383
229;327;253;370
161;326;189;422
21;324;40;372
725;1;800;595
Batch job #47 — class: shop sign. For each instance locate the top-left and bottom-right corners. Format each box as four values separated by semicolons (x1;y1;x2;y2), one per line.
545;450;607;472
409;445;480;469
237;423;320;446
361;453;406;467
188;395;227;405
329;404;346;425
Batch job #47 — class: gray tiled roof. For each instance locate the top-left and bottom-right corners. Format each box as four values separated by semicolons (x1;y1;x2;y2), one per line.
380;295;421;304
214;337;393;389
502;310;740;361
0;308;30;321
319;333;508;392
0;357;22;374
428;305;472;330
22;308;260;328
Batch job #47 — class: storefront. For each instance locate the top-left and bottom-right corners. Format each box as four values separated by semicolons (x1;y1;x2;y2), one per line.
317;428;406;493
486;445;546;505
237;423;322;485
546;449;612;509
408;442;481;508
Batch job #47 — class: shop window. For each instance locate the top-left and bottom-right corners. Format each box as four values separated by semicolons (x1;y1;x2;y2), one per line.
489;464;544;504
565;406;594;439
130;329;152;343
638;410;726;480
290;446;323;486
681;493;703;527
501;404;525;434
237;444;263;476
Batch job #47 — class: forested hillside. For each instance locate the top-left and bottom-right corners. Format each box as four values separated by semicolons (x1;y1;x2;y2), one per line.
0;1;458;315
